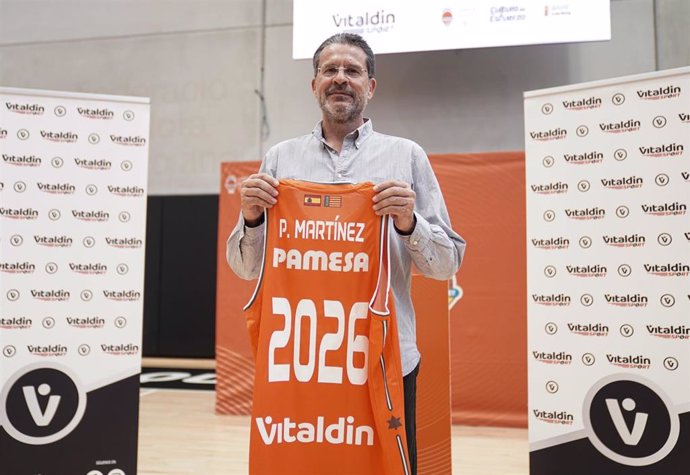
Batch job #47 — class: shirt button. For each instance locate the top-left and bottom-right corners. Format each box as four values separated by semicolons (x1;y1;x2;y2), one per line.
337;173;343;178
412;240;419;246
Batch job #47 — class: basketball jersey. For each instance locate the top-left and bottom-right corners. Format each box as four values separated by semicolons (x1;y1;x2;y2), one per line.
244;179;411;475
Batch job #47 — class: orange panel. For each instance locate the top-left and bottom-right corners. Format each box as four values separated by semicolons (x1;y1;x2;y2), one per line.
431;153;527;428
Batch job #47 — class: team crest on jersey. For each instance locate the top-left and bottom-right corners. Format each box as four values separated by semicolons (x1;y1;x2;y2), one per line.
304;194;322;206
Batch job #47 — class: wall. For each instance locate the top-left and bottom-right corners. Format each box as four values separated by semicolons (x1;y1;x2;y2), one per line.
2;0;687;195
655;0;690;69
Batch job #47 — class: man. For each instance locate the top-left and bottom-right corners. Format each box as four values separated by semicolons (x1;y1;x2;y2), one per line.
227;33;465;474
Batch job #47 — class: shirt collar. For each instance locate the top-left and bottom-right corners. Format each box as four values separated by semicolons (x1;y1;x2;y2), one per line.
312;118;374;150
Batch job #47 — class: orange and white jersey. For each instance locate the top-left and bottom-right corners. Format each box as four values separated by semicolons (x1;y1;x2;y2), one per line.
244;179;410;475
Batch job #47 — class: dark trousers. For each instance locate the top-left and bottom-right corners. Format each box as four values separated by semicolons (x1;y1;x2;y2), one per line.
403;362;420;475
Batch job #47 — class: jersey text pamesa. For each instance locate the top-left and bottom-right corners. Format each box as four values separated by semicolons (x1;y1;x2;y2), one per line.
273;218;370;272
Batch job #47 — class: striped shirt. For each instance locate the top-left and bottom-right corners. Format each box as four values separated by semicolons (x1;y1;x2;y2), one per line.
227;119;466;375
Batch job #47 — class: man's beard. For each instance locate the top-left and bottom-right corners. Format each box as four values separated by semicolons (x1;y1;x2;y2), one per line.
320;87;367;124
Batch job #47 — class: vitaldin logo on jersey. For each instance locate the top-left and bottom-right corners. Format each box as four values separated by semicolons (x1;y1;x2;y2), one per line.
255;415;374;446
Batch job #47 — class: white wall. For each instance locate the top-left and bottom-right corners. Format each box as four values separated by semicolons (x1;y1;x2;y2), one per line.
1;0;687;194
655;0;690;69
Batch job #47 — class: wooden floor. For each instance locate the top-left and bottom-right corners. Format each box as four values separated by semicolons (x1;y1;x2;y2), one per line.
138;389;529;475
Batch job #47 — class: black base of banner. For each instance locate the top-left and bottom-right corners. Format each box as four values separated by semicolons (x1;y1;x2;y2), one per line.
1;374;140;475
530;412;690;474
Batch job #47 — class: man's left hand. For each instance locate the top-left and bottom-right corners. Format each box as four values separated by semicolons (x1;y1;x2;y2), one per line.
373;180;416;234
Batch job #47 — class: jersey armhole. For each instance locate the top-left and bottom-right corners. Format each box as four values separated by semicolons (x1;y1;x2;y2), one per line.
369;215;391;316
243;208;268;311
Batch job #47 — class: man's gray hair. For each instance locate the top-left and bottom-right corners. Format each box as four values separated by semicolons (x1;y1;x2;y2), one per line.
312;33;375;78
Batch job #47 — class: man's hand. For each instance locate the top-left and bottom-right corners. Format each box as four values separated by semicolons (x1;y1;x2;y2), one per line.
240;173;279;226
372;180;416;234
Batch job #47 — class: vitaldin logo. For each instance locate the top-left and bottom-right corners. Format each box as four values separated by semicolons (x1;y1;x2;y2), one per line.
562;96;602;111
637;85;681;100
583;375;680;466
533;409;574;425
332;10;395;28
255;415;374;446
0;364;87;445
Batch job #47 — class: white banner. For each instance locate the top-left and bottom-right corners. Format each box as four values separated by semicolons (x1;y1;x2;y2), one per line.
0;87;149;475
293;0;610;59
524;68;690;473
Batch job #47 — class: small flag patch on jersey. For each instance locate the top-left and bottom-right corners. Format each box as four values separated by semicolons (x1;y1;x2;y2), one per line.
304;194;322;206
324;195;342;208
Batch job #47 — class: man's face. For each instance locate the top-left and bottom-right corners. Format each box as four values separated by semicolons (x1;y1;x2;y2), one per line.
312;43;376;124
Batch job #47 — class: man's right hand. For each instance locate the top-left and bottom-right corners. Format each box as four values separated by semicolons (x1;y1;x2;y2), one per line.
240;173;279;227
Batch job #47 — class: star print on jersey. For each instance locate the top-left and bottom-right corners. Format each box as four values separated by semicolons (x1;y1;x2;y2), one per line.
387;416;402;430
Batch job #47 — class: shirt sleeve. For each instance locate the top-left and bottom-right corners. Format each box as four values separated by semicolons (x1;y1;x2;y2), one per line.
226;213;265;280
395;144;466;280
225;153;277;280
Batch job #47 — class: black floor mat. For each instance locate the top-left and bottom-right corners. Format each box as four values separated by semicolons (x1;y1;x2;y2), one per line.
140;367;215;390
